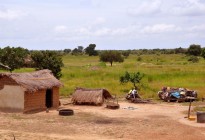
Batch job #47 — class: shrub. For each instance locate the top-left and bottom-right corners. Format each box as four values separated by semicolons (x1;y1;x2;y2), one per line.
137;57;142;61
188;56;199;63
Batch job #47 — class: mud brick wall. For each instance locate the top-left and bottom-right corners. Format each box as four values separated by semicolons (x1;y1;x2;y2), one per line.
52;87;60;108
24;90;46;112
24;87;60;112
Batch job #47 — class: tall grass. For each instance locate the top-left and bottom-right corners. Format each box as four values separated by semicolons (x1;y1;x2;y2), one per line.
60;54;205;99
1;54;205;99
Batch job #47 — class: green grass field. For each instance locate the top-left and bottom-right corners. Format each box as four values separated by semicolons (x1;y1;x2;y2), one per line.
60;54;205;99
1;54;205;99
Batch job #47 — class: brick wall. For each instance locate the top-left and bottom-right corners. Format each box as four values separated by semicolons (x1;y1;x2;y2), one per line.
24;87;60;112
52;87;59;108
24;90;46;112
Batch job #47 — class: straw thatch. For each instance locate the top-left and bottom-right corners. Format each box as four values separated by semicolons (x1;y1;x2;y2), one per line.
72;87;113;105
0;69;62;92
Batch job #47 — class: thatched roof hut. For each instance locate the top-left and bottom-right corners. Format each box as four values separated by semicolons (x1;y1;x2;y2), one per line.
0;69;62;112
72;87;113;105
0;69;62;92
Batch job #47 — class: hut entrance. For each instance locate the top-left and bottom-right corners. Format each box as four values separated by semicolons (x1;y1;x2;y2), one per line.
46;89;53;108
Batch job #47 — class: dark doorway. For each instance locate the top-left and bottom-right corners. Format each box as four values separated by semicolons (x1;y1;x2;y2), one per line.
46;89;53;108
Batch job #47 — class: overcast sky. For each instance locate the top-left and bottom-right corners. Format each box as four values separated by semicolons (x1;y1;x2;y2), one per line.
0;0;205;50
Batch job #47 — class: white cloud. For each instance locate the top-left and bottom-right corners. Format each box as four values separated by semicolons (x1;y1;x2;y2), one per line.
170;0;205;16
54;25;68;33
0;9;26;20
1;0;205;50
54;23;182;39
127;0;162;16
94;27;110;36
188;24;205;31
111;25;140;36
141;24;181;34
78;27;90;34
93;17;106;25
75;25;140;37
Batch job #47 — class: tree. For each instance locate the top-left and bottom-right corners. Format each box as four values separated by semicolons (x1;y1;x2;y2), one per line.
71;46;84;55
0;46;29;72
77;46;84;53
187;44;201;56
120;71;144;89
84;44;98;56
0;63;11;70
121;50;131;58
31;51;64;79
201;48;205;58
63;49;71;54
99;51;124;66
174;47;187;54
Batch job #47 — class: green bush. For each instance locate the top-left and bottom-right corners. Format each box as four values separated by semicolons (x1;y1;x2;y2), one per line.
188;56;199;63
137;56;142;61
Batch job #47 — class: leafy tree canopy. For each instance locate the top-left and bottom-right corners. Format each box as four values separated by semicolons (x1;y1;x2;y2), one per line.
71;46;84;55
174;47;187;54
187;44;201;56
0;46;29;71
63;49;71;54
120;71;144;89
121;50;131;58
77;46;84;53
84;44;98;56
201;48;205;59
31;51;64;79
99;51;124;66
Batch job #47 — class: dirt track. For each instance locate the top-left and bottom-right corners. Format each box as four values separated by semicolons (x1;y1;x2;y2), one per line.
0;99;205;140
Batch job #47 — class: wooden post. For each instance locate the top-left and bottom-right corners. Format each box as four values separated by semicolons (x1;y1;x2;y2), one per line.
187;97;196;118
188;100;192;118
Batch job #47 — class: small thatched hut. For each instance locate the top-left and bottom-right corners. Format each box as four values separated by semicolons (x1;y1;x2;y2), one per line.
72;87;113;105
0;69;62;113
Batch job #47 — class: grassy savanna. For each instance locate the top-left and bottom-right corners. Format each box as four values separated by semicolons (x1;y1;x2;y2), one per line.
60;54;205;99
1;54;205;99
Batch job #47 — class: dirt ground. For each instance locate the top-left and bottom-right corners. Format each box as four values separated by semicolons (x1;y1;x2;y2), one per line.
0;98;205;140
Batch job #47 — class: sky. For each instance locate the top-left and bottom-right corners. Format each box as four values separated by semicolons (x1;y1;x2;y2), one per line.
0;0;205;50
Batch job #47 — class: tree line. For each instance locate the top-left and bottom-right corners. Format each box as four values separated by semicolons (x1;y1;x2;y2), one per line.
63;44;203;56
0;44;205;79
0;47;63;79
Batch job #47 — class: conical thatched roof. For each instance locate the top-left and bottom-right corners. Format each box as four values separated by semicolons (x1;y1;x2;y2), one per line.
72;87;113;105
0;69;63;92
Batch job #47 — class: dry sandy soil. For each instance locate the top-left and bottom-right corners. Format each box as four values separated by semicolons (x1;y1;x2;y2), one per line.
0;98;205;140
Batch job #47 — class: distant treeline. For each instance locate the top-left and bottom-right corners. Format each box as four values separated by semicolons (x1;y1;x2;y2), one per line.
1;44;205;76
61;47;188;55
30;48;187;55
60;44;203;56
